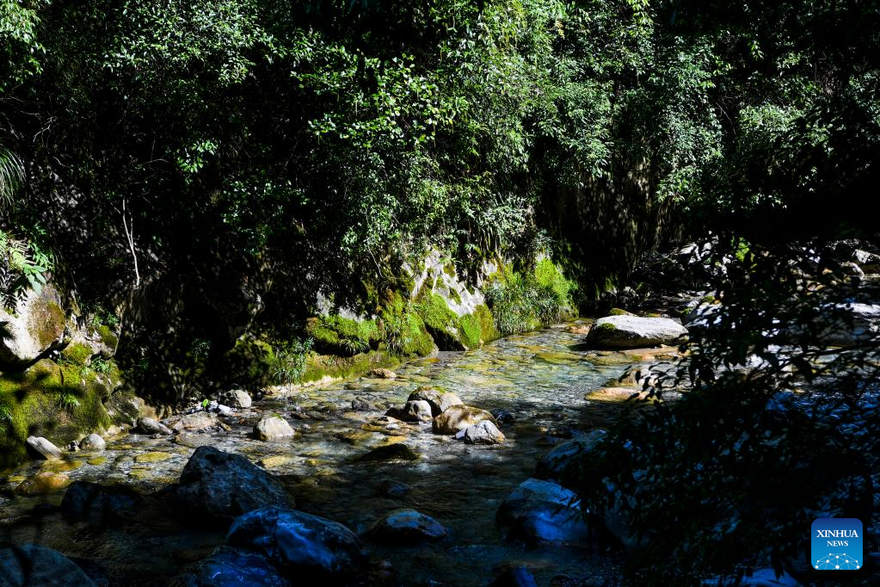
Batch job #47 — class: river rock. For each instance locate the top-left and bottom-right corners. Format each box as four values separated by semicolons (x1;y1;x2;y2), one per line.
226;389;252;409
0;544;96;587
587;316;687;349
78;433;106;452
462;420;506;444
0;284;66;368
533;430;606;490
490;566;539;587
184;545;291;587
407;387;463;416
176;446;293;523
385;400;433;423
226;507;368;582
432;405;497;435
254;416;295;441
171;411;219;432
355;443;419;462
61;481;140;524
496;478;594;546
377;479;412;498
368;368;396;379
175;433;215;448
15;471;71;495
135;417;173;435
26;436;62;460
854;249;880;273
365;509;447;543
817;303;880;345
490;409;515;425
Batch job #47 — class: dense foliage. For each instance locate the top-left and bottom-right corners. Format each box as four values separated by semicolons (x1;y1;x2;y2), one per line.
1;0;875;344
581;240;880;583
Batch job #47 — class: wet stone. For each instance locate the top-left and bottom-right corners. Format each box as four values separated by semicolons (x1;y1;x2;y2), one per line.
16;472;71;495
355;443;420;462
366;509;448;543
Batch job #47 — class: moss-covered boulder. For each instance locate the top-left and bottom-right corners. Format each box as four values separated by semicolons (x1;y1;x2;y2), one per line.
0;358;119;468
0;284;66;368
306;315;381;356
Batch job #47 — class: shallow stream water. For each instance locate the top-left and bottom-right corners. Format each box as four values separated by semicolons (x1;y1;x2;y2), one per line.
0;323;664;586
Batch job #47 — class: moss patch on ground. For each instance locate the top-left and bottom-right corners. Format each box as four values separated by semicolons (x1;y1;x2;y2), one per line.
0;358;119;469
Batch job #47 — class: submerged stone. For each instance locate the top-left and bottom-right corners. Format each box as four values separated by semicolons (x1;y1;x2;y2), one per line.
365;509;447;543
61;481;140;525
184;545;290;587
355;444;420;462
226;507;368;582
496;478;594;546
0;544;96;587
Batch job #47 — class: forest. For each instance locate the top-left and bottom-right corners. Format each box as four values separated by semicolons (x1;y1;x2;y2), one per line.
1;1;879;585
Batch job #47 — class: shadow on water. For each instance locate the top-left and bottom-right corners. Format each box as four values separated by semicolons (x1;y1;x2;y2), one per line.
0;324;644;586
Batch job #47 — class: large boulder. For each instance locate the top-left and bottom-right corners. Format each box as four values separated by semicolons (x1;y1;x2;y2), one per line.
496;478;594;546
254;416;295;441
432;405;497;435
587;316;687;349
182;546;290;587
61;481;140;525
533;430;607;490
0;544;96;587
176;446;292;523
0;284;66;368
461;420;506;445
407;388;463;417
226;507;368;582
385;400;432;423
78;433;106;452
365;509;447;543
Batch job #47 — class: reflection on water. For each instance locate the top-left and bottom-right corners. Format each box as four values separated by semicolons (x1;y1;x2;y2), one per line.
0;323;656;585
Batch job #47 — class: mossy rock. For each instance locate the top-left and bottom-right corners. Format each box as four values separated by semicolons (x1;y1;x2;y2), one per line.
95;324;119;350
219;337;275;387
302;350;401;383
306;315;380;356
0;359;118;469
61;342;94;366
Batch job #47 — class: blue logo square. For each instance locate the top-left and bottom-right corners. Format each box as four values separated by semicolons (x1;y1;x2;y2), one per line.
811;518;863;571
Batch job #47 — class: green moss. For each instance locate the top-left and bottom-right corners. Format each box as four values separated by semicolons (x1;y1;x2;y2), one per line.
95;324;119;349
221;337;275;387
534;258;573;304
306;315;380;356
302;349;401;383
474;304;498;343
417;293;457;332
31;300;66;349
0;359;116;469
609;308;630;316
379;290;435;357
595;322;618;332
458;313;482;348
61;342;93;366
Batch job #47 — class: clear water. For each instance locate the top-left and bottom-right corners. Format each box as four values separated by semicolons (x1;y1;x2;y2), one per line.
0;323;658;586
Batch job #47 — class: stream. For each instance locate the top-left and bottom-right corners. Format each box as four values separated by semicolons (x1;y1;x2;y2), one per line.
0;322;662;586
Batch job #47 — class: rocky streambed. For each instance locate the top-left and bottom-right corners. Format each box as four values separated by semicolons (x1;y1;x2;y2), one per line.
0;322;672;586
